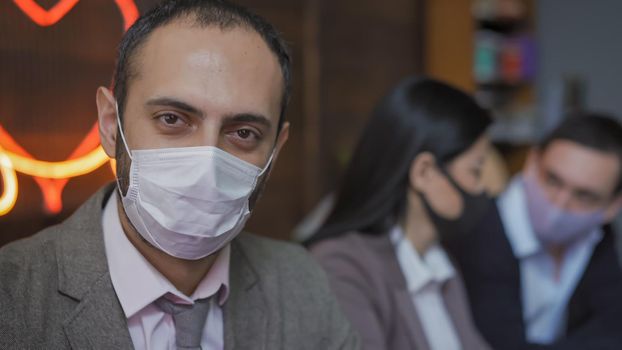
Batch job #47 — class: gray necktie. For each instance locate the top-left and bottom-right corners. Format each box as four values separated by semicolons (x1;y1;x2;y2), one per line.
155;296;211;350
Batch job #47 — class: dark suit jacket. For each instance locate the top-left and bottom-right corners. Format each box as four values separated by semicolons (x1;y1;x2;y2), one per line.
444;202;622;350
0;185;360;350
311;232;491;350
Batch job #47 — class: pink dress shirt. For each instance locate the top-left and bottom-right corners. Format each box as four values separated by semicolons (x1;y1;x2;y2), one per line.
102;192;230;350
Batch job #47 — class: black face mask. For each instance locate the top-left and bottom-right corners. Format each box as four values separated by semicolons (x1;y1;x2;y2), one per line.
419;167;493;244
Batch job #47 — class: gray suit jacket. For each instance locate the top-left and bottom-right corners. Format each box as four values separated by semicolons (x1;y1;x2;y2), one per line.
311;233;490;350
0;185;359;350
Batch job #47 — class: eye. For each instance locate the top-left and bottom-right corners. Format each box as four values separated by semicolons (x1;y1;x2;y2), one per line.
546;174;562;188
575;192;600;206
225;126;263;151
154;113;190;130
471;166;483;179
161;114;180;125
231;127;261;142
237;129;253;139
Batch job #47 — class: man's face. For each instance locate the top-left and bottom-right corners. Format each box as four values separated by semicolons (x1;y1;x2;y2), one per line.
529;140;621;214
98;21;289;186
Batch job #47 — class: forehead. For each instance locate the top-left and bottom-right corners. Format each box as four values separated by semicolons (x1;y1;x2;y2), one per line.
540;140;620;194
127;20;283;121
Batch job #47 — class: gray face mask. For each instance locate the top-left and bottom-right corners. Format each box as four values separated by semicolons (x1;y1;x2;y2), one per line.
419;167;493;244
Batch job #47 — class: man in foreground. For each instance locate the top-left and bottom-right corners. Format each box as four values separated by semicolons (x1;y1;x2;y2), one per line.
0;1;359;349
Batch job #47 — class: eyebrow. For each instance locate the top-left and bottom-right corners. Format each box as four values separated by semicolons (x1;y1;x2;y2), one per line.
545;170;563;183
146;97;203;117
547;169;603;200
574;189;600;200
145;97;273;130
223;113;273;130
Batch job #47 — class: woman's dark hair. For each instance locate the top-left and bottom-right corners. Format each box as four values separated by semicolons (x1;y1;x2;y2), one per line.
306;77;492;246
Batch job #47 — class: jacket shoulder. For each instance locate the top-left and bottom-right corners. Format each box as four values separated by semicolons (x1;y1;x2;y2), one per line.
310;232;376;260
310;232;392;285
233;233;360;349
235;232;323;279
0;225;67;349
0;224;64;286
0;184;112;279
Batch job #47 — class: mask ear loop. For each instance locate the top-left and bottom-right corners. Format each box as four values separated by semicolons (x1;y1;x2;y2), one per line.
115;102;134;197
115;102;133;161
258;151;275;176
247;150;276;211
255;130;284;181
253;150;276;186
412;160;472;211
437;165;466;195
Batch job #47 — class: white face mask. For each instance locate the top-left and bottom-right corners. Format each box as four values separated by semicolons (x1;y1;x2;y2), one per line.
115;104;272;260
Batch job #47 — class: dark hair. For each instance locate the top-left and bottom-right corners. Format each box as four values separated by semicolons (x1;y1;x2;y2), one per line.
112;0;291;130
539;113;622;193
306;77;492;246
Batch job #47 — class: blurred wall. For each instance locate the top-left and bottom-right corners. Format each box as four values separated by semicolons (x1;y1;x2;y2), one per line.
536;0;622;122
424;0;474;93
246;0;424;240
536;0;622;250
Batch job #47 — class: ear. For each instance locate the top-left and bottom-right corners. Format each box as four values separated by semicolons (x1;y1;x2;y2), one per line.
96;87;118;158
604;193;622;222
271;121;290;163
409;151;437;193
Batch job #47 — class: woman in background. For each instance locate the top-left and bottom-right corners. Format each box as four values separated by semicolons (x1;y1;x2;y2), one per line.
308;77;493;350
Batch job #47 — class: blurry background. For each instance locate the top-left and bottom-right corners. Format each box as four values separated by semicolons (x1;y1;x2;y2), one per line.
1;0;621;247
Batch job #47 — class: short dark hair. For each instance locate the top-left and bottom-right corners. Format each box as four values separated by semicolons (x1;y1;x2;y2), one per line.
307;77;492;246
539;113;622;193
112;0;291;130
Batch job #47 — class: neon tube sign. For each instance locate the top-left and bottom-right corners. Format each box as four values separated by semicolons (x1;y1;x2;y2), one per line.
0;0;138;215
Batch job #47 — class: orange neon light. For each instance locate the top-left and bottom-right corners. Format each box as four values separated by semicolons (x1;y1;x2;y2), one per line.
0;148;19;216
13;0;139;30
5;147;110;179
0;0;138;215
12;0;80;27
0;123;108;214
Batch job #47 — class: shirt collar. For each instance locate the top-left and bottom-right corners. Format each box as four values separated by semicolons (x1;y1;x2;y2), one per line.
102;192;230;318
389;225;455;293
498;176;604;259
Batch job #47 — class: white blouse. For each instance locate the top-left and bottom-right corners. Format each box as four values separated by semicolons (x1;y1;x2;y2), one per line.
390;226;462;350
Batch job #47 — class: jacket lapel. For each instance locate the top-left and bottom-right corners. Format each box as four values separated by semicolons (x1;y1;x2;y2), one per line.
223;239;268;350
392;289;432;350
442;276;487;349
55;184;134;349
364;235;431;350
63;275;134;349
